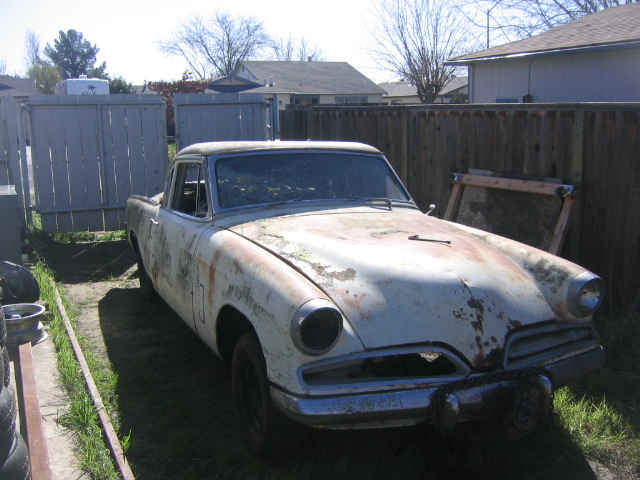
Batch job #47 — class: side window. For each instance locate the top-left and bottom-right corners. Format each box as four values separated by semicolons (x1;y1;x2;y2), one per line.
170;162;209;218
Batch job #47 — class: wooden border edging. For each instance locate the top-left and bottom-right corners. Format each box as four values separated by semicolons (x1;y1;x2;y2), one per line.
14;342;53;480
51;280;136;480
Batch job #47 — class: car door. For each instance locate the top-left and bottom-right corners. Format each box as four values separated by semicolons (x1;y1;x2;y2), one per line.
148;157;213;332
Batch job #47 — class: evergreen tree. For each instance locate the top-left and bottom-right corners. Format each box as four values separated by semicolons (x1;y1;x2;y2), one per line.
44;29;107;79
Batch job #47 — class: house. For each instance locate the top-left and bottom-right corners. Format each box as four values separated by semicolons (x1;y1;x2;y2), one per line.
0;76;37;99
208;61;386;110
446;3;640;103
379;77;468;104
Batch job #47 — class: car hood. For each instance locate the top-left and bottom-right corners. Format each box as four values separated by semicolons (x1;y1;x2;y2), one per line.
227;207;582;368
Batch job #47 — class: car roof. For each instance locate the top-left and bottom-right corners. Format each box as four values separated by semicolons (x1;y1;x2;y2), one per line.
177;141;382;157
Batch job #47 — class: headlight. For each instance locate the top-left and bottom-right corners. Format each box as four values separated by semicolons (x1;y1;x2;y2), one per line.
567;272;604;317
291;299;343;355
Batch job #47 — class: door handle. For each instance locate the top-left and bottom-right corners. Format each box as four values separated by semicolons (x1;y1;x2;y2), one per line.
150;218;159;225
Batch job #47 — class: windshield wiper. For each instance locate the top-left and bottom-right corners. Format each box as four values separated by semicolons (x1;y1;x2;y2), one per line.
260;198;303;209
349;197;393;208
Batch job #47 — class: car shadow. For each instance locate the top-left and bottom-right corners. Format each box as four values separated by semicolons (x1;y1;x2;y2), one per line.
97;285;599;480
41;239;136;284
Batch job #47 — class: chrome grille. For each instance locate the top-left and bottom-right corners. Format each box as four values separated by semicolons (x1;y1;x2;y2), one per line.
504;323;600;370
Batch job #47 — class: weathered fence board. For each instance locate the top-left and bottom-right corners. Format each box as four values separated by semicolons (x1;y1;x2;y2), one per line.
280;104;640;306
174;93;272;150
0;97;30;223
27;95;167;232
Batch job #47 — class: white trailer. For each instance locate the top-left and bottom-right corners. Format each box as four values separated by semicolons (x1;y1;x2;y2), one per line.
55;75;109;95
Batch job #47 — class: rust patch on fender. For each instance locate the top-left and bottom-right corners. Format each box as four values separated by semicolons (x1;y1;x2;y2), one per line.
508;318;523;329
524;258;572;293
467;298;485;333
333;268;357;282
473;335;502;368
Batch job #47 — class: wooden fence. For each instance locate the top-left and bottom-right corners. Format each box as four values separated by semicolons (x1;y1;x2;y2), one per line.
173;93;274;150
27;95;167;232
0;97;30;222
281;104;640;307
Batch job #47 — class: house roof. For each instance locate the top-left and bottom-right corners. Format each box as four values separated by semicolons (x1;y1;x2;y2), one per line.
379;77;468;97
0;76;37;96
378;81;418;97
448;3;640;64
234;61;386;95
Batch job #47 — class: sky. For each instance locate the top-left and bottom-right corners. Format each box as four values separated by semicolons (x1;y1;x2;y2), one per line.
0;0;395;85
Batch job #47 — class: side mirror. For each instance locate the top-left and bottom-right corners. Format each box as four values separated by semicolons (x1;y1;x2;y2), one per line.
426;204;436;216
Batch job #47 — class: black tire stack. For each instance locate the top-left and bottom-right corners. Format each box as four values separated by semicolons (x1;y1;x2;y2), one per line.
0;304;31;480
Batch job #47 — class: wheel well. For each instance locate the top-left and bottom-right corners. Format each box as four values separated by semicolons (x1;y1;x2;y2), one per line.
216;306;255;364
129;231;140;254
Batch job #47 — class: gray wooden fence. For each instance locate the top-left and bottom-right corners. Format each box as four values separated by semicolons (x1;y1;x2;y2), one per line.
174;93;275;150
0;97;30;223
27;95;167;232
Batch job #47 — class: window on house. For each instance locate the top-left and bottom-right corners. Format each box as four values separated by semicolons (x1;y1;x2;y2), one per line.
335;96;368;104
291;95;320;105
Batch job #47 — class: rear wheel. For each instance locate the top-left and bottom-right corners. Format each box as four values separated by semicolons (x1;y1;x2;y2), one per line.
231;332;307;461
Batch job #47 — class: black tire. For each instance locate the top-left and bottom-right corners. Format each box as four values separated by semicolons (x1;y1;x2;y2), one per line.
2;347;8;388
0;348;4;391
136;254;158;301
231;332;307;461
0;432;30;480
0;383;16;462
0;303;6;346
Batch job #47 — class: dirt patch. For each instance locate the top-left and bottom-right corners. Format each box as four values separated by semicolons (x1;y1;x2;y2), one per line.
44;240;610;480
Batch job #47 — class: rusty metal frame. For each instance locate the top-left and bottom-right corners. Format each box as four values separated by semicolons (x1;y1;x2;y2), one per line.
443;173;576;256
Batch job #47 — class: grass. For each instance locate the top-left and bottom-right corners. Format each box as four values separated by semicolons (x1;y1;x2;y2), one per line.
34;261;122;480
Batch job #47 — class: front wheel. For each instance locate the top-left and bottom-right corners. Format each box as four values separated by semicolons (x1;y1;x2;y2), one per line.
231;332;307;461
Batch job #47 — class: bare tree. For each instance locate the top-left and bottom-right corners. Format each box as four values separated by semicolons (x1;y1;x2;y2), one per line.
270;36;325;61
0;57;7;76
159;11;271;80
24;30;42;70
489;0;638;38
369;0;475;103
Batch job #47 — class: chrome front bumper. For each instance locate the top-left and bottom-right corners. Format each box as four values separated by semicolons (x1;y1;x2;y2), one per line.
271;345;604;428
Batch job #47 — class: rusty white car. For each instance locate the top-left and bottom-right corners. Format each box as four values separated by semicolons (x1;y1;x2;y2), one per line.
126;141;604;459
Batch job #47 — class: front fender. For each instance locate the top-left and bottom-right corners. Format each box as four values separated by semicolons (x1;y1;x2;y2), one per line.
193;228;364;394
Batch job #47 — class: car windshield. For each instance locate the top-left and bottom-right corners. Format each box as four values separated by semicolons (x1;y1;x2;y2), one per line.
214;151;411;209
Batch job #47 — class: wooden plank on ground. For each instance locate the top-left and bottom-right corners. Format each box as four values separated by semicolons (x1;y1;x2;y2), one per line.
15;342;53;480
